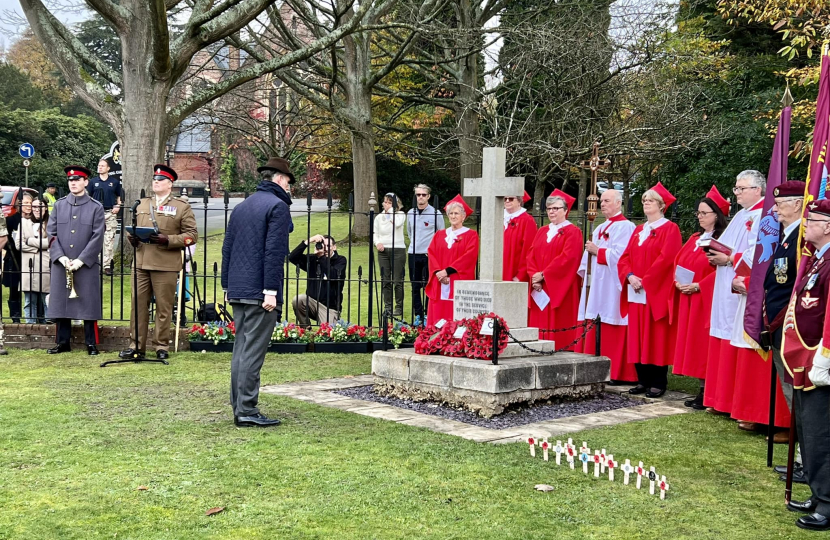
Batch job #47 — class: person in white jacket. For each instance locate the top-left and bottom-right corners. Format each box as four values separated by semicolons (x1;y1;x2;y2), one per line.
374;193;406;317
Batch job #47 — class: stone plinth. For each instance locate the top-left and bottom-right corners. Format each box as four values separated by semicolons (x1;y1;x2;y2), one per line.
453;280;528;329
372;350;611;417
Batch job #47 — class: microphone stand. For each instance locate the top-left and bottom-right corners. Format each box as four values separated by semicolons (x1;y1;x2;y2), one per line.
101;199;168;367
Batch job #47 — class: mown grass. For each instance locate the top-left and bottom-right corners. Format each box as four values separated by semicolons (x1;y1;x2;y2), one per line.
0;350;816;539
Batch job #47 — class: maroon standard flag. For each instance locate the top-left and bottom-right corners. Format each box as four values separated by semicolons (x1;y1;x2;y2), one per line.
743;102;791;353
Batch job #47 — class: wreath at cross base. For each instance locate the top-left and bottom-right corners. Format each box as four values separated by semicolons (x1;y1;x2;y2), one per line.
462;312;509;359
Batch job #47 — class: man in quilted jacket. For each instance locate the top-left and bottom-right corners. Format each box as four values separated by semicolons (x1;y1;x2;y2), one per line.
221;157;293;428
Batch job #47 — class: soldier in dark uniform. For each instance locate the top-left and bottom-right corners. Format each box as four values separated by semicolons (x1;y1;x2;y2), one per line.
782;198;830;530
758;181;805;474
119;165;197;360
46;166;106;355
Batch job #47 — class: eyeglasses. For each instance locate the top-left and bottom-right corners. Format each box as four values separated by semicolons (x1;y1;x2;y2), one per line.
546;206;566;211
805;217;830;224
732;186;759;194
415;193;429;197
504;197;516;202
694;210;714;217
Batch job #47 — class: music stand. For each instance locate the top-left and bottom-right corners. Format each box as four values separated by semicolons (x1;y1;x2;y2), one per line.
101;199;169;367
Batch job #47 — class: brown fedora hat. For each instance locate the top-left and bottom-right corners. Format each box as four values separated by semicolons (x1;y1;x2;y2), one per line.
257;156;295;184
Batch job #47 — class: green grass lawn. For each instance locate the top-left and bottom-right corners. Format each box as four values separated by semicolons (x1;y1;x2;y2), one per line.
0;350;816;539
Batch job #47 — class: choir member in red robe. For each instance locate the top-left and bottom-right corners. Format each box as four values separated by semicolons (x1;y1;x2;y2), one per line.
618;182;682;397
527;189;583;349
425;195;479;325
503;191;538;282
671;186;728;409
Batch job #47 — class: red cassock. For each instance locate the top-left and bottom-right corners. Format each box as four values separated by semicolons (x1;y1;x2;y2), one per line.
425;228;479;325
527;223;583;349
730;348;791;427
617;222;682;366
670;233;716;379
503;212;538;282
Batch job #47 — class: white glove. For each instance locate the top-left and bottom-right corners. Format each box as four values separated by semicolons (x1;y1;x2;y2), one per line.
69;259;84;272
58;256;70;268
809;344;830;387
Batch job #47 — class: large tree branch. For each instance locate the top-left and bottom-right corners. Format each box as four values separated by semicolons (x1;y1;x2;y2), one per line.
167;0;376;127
20;0;123;132
149;0;172;79
85;0;130;32
171;0;277;80
46;6;122;86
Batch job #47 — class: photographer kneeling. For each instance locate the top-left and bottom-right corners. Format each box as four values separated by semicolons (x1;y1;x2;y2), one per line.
289;234;347;327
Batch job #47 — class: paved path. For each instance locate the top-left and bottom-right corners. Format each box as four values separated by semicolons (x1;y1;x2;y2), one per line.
261;375;693;444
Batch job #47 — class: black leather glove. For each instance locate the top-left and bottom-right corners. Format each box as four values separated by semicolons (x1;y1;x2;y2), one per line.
148;233;169;246
127;234;140;247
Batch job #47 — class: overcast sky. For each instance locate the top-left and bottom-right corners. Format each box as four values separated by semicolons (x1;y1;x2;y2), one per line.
0;0;87;47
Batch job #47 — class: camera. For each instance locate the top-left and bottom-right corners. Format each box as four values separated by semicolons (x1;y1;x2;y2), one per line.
315;241;324;250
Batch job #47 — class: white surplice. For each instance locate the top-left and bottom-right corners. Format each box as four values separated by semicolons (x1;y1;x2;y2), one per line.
709;200;763;346
577;214;637;326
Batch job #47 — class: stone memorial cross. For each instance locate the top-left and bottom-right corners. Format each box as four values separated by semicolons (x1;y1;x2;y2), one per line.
462;147;525;281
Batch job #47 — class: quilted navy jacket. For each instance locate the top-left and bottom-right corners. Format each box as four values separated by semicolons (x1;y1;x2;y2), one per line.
221;181;292;301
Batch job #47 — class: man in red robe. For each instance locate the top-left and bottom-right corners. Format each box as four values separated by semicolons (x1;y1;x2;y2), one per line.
503;191;537;282
527;189;583;349
425;195;479;325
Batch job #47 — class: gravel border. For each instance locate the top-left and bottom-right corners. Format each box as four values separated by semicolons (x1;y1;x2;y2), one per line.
333;385;640;429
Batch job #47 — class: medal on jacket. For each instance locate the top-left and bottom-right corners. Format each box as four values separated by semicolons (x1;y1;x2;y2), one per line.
774;257;788;284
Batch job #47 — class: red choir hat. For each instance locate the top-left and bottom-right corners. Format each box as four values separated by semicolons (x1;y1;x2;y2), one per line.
808;198;830;218
550;189;576;215
153;163;178;182
64;165;91;180
774;180;807;198
522;191;531;204
649;181;676;208
705;185;730;215
445;194;473;217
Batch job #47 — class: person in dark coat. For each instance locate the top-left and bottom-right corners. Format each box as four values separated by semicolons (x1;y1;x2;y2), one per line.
221;156;292;428
46;166;105;355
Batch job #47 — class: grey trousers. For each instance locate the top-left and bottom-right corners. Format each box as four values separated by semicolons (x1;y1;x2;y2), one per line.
378;248;406;315
292;294;339;327
230;301;279;417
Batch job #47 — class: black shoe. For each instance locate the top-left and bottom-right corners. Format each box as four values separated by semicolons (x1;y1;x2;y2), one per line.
119;348;145;359
646;388;667;398
104;267;113;276
788;499;817;513
628;385;648;395
607;380;632;386
797;513;830;531
87;345;99;356
684;391;704;408
234;413;281;427
156;350;169;360
780;470;808;484
774;463;803;475
47;343;71;354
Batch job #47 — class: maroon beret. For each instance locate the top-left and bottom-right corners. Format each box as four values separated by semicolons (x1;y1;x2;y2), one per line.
773;180;806;198
808;199;830;218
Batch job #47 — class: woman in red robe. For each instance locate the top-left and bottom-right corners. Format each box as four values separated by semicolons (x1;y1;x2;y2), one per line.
503;191;538;282
618;182;682;397
425;195;479;325
527;189;583;349
670;187;728;409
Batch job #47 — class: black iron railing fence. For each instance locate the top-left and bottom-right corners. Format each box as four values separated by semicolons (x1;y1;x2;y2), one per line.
0;189;670;329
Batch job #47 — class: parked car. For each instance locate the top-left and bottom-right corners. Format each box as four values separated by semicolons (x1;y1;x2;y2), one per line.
1;187;40;218
597;181;624;194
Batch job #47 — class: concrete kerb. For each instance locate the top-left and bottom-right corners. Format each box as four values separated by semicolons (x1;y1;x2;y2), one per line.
260;375;695;444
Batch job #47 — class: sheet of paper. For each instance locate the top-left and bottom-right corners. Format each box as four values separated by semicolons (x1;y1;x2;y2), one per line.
674;266;695;286
531;289;550;310
453;326;467;339
435;319;446;329
628;285;647;304
441;282;451;300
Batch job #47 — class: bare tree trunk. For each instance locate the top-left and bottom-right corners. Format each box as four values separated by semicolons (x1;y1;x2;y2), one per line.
348;118;378;240
455;0;481;190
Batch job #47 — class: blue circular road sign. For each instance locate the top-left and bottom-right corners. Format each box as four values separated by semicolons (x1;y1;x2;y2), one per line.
19;143;35;159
